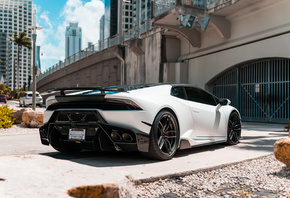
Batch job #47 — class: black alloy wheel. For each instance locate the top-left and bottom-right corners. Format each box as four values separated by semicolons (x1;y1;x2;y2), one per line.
148;110;179;160
227;111;241;145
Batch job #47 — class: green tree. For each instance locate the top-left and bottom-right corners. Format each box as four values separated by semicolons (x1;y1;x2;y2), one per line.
8;32;32;98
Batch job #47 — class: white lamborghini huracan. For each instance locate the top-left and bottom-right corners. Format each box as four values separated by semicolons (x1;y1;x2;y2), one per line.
39;84;241;160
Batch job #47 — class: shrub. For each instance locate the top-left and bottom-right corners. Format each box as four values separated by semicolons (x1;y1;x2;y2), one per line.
0;104;15;128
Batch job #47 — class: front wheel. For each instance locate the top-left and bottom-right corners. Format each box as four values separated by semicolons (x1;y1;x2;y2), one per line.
147;110;179;160
227;111;241;145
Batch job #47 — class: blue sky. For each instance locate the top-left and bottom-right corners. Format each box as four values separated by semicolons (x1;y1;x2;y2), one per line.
33;0;105;72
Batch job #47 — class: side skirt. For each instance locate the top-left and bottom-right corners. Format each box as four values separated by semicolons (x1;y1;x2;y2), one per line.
179;139;227;150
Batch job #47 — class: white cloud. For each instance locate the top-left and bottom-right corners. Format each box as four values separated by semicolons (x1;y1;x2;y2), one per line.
35;0;104;72
61;0;105;48
40;11;53;29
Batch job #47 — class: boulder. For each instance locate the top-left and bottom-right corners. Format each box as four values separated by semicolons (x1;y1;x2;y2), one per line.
274;134;290;166
11;108;32;124
22;110;43;128
67;183;120;198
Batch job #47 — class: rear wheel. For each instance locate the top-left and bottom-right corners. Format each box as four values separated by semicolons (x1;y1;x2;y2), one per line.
148;110;179;160
227;111;241;145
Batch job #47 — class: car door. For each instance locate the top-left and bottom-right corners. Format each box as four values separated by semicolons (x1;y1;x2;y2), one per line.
184;87;224;140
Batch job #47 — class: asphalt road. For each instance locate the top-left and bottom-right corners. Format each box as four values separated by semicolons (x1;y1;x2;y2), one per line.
0;122;287;197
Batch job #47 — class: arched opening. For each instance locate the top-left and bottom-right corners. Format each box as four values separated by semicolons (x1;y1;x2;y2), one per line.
209;58;290;123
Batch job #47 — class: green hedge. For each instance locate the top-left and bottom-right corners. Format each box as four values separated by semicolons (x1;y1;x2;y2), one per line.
0;104;15;128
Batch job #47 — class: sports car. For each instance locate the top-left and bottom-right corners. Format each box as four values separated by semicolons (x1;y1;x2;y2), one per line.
39;84;241;160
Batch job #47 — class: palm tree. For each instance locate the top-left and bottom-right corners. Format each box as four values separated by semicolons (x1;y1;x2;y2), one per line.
8;32;32;98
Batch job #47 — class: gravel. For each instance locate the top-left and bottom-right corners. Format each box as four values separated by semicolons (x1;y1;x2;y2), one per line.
135;155;290;197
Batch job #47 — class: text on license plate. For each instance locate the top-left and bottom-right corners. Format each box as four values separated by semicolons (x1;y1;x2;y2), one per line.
69;128;85;140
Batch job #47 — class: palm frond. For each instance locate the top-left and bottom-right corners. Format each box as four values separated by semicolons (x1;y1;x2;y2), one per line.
8;31;32;49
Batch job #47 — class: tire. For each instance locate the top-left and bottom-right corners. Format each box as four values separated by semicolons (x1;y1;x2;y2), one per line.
147;110;179;160
227;111;241;145
49;130;82;153
19;101;22;107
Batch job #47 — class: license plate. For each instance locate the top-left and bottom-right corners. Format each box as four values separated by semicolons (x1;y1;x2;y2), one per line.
69;128;85;140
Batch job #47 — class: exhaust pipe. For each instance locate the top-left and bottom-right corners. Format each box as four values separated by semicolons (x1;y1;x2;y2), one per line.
111;132;122;141
122;133;133;142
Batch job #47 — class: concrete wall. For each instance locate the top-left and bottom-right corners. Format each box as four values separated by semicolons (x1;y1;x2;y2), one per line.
124;28;162;84
176;0;290;89
37;47;121;93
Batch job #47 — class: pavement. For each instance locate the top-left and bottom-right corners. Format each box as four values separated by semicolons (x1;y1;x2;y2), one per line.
0;122;288;197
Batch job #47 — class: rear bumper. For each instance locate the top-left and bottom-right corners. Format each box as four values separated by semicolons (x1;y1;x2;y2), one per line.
39;110;150;153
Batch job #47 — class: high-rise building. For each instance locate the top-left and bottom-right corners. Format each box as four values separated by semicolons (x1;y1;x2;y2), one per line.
102;0;134;41
101;0;152;43
0;32;8;82
0;0;34;90
65;22;82;58
131;0;151;36
99;15;105;42
104;0;118;39
121;0;133;31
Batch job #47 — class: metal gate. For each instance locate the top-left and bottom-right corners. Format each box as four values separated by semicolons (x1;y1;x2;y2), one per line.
213;59;290;123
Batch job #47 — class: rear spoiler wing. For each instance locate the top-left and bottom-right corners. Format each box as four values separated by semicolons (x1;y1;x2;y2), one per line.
49;87;126;103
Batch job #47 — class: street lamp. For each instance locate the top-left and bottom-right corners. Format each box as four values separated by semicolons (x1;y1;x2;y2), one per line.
26;25;43;110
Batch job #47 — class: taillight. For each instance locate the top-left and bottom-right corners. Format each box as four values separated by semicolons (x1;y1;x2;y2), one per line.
106;99;143;110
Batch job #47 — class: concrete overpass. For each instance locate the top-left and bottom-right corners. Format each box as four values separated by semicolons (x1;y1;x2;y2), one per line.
36;46;123;93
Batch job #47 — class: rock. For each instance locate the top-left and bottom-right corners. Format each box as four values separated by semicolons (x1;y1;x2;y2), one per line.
11;108;32;124
22;110;43;128
274;137;290;166
67;183;120;198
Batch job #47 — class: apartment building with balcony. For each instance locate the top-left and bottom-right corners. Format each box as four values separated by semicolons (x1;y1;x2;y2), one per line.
0;0;34;90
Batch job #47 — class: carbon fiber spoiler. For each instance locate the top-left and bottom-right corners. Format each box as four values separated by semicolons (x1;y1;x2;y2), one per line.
49;87;126;103
49;87;126;96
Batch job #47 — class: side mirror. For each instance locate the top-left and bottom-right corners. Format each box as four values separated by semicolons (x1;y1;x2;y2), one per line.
219;98;231;106
216;98;231;112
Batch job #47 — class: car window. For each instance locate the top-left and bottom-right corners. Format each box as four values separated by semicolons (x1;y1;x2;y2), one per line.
0;94;5;97
185;87;217;106
28;94;33;97
171;87;186;100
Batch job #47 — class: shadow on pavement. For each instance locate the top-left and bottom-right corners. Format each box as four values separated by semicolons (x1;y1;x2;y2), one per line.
39;123;287;168
41;143;229;168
